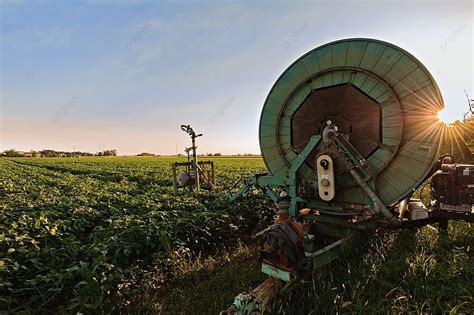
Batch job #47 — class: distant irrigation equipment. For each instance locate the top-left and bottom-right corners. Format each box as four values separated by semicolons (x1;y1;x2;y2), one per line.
171;124;219;193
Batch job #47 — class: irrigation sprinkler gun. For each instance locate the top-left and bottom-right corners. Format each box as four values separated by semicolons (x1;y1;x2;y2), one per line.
181;124;202;190
171;124;219;193
222;38;474;314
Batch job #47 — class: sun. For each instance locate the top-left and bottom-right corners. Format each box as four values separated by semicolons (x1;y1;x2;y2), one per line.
437;108;456;126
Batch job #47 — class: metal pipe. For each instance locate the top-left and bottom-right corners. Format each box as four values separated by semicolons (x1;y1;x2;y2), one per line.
349;169;401;226
192;135;199;190
305;215;374;231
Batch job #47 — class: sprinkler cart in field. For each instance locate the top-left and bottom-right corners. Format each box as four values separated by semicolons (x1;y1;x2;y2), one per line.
171;124;218;193
222;38;474;314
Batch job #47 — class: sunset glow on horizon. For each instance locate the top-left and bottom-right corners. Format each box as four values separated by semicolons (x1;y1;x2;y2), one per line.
1;1;472;155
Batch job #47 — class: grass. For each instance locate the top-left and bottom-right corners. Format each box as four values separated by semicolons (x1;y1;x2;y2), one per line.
272;223;473;314
112;222;473;314
120;243;266;314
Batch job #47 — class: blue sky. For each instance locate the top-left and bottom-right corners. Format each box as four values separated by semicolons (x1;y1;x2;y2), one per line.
1;0;473;155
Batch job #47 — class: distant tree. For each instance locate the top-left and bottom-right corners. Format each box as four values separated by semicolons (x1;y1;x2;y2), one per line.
2;149;21;157
1;149;98;157
137;152;156;156
104;149;117;156
440;118;474;163
41;149;66;157
213;153;222;156
95;150;117;156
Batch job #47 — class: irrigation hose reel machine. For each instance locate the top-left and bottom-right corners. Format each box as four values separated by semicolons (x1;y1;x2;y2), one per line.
224;38;474;314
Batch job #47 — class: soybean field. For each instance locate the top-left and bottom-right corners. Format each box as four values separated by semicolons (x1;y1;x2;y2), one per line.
1;157;473;314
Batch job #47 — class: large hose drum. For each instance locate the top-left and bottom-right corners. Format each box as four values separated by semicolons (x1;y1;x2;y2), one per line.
259;38;444;207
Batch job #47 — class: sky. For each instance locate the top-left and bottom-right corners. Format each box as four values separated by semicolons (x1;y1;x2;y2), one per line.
1;0;473;155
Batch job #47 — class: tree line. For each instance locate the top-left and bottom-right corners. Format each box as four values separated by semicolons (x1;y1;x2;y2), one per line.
1;149;118;157
439;117;474;163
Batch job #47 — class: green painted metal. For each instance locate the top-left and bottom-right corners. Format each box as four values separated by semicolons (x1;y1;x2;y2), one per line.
307;234;357;268
259;38;444;207
287;135;321;215
226;293;262;315
228;136;321;216
261;234;357;281
231;292;263;314
261;263;292;281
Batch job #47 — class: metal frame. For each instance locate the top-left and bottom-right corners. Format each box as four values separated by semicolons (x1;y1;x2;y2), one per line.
171;124;221;194
171;160;217;194
228;135;322;216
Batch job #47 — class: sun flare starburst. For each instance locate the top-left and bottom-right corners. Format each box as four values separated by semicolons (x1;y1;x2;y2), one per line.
437;108;456;126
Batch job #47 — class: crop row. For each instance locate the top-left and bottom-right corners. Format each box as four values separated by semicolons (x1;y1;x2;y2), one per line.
0;158;272;312
10;156;266;189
